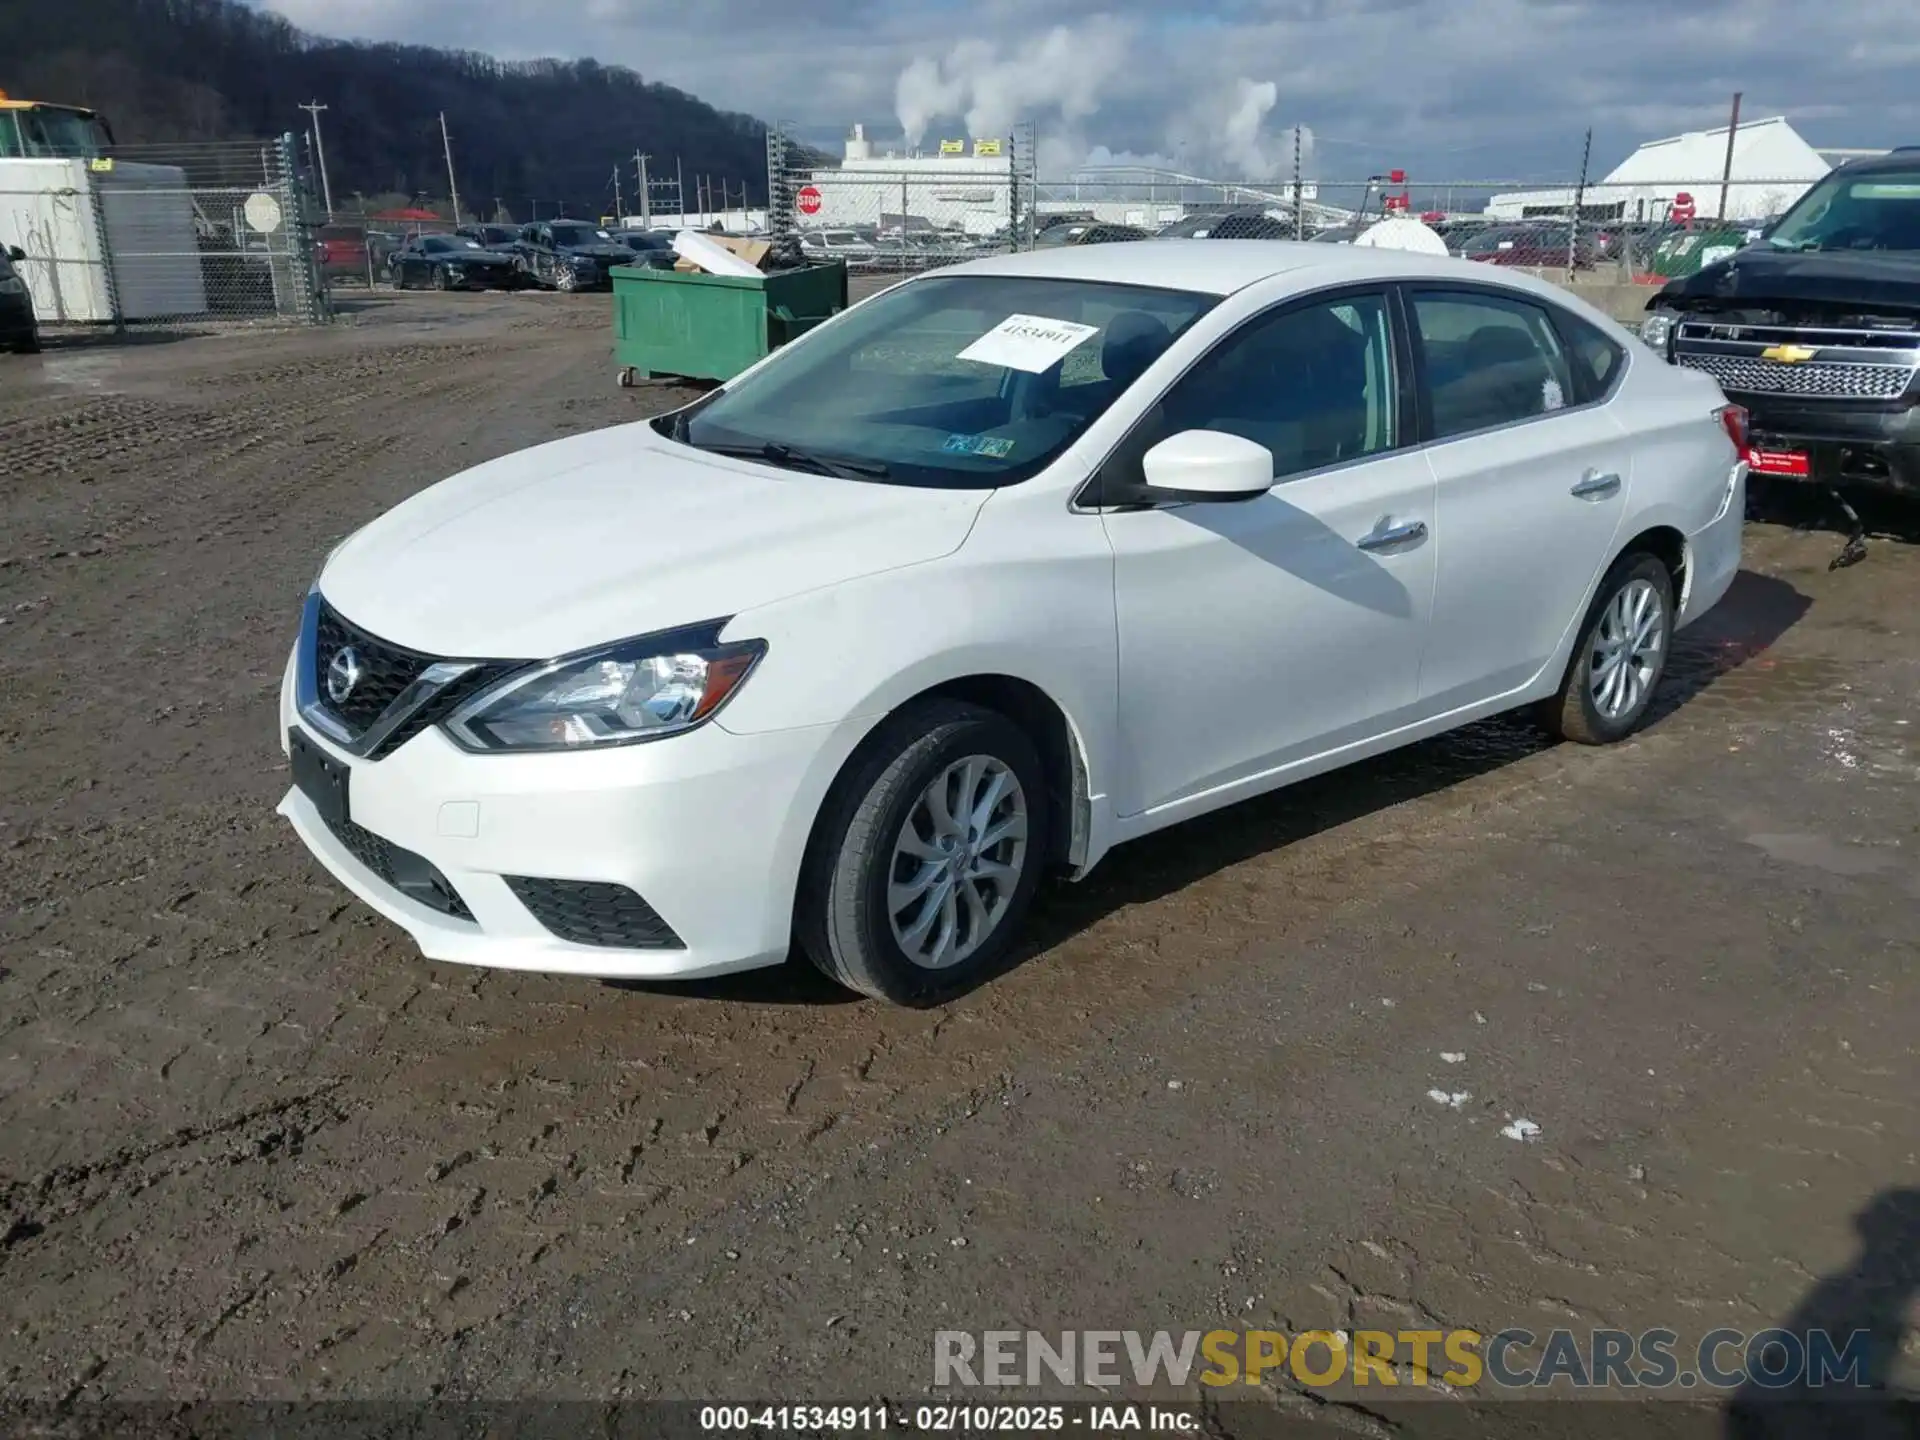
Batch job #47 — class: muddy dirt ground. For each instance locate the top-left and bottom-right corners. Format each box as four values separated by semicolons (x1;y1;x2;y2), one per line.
0;293;1915;1427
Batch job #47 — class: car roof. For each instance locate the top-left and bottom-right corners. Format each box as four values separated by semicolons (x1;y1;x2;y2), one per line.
1839;150;1920;174
931;238;1583;299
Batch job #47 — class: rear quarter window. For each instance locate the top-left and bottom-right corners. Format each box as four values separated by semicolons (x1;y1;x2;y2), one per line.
1554;309;1629;403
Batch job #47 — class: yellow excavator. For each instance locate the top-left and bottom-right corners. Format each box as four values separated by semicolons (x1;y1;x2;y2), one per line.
0;91;115;159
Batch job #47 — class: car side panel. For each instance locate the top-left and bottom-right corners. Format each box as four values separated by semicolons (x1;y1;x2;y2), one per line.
716;475;1124;870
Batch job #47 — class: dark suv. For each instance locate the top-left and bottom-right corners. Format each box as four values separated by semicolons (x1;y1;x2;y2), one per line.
1;244;39;354
513;221;634;291
1642;149;1920;496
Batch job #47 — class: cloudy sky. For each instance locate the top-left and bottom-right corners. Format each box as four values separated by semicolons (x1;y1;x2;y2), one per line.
257;0;1913;185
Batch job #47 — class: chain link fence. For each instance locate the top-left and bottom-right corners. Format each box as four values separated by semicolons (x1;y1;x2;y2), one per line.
764;128;1825;298
0;133;326;332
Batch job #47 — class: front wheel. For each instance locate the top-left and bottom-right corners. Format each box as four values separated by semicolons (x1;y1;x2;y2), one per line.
553;266;578;293
798;700;1049;1004
1538;551;1675;744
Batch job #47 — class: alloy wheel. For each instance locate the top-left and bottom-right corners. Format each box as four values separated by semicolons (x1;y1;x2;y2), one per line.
887;754;1028;970
1588;576;1666;721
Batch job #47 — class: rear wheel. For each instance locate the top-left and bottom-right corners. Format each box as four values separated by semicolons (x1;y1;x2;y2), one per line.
1538;551;1675;744
12;326;40;355
797;700;1048;1004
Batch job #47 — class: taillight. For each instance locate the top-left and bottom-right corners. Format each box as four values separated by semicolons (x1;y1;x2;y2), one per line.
1718;403;1750;453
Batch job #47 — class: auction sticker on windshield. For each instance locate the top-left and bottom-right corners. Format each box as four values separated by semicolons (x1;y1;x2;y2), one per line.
958;314;1101;372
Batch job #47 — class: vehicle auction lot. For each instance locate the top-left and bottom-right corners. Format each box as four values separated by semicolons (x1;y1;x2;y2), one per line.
1;293;1915;1414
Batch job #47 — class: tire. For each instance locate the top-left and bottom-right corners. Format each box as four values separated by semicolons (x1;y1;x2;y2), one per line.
554;266;578;293
1537;551;1676;745
797;700;1050;1004
12;328;40;355
431;266;449;291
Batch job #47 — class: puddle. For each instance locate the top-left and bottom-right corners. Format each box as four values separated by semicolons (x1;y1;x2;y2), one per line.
1744;833;1897;877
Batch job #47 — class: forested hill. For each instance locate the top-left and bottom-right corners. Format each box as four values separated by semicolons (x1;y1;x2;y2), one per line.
5;0;775;218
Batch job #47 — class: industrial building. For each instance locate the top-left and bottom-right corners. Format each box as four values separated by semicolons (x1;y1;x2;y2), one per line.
1486;117;1880;223
795;125;1014;236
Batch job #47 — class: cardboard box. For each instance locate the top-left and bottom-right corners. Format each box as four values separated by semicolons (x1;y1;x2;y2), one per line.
671;230;770;277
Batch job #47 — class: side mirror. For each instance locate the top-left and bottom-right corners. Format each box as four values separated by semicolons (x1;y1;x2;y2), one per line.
1141;429;1274;503
6;245;24;262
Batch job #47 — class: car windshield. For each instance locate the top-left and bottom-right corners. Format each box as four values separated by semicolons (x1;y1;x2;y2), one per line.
657;274;1217;489
1768;166;1920;252
549;223;607;246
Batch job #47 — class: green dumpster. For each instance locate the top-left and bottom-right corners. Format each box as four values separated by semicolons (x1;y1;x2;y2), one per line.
1644;225;1750;280
611;260;849;386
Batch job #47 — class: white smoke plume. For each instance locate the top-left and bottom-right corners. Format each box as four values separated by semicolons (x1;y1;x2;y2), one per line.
894;20;1132;148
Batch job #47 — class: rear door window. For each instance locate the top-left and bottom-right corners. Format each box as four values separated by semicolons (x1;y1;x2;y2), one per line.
1409;290;1579;440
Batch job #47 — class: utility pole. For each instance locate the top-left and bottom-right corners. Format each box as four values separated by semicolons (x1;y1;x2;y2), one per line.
612;165;623;225
635;152;651;227
676;156;685;223
439;111;462;223
299;101;334;219
1717;91;1744;223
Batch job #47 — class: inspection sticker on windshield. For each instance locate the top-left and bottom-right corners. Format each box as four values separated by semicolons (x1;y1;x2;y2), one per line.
957;314;1100;372
943;433;1016;458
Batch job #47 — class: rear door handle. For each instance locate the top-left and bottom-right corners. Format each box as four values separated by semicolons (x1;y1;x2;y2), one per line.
1571;469;1622;499
1356;518;1429;553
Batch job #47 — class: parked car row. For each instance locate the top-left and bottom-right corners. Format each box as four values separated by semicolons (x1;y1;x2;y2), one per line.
373;221;683;294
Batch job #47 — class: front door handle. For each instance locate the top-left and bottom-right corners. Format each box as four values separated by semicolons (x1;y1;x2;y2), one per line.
1571;469;1622;499
1356;518;1429;553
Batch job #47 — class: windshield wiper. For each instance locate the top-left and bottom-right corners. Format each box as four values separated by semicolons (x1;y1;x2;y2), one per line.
692;440;891;480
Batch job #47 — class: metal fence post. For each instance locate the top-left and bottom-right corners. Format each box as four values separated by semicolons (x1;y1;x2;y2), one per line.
765;123;793;243
279;132;328;323
1568;128;1591;276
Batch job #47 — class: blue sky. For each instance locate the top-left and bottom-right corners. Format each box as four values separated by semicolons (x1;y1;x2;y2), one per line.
256;0;1912;185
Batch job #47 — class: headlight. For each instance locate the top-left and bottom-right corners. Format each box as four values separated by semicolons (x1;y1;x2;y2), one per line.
444;623;765;752
1639;311;1677;357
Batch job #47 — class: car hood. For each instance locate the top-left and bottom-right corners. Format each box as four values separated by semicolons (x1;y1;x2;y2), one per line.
1655;245;1920;312
561;244;633;263
318;422;989;659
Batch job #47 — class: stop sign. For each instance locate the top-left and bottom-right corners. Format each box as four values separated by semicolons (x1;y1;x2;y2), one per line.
1671;191;1696;224
797;184;823;216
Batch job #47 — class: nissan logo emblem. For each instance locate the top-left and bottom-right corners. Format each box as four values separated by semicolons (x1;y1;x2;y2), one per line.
326;646;364;705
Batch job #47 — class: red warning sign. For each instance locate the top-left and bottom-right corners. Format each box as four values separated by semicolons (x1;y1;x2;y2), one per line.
797;184;823;216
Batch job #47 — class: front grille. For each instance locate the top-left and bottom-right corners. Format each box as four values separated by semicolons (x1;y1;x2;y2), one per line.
314;602;421;734
1675;351;1918;400
312;600;511;759
505;877;683;949
321;812;473;920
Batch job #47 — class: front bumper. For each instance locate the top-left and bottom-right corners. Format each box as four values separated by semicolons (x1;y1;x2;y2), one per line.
1733;398;1920;495
276;645;865;980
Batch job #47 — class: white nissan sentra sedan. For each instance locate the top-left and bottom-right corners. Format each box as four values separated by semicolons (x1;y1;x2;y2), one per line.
278;241;1746;1003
